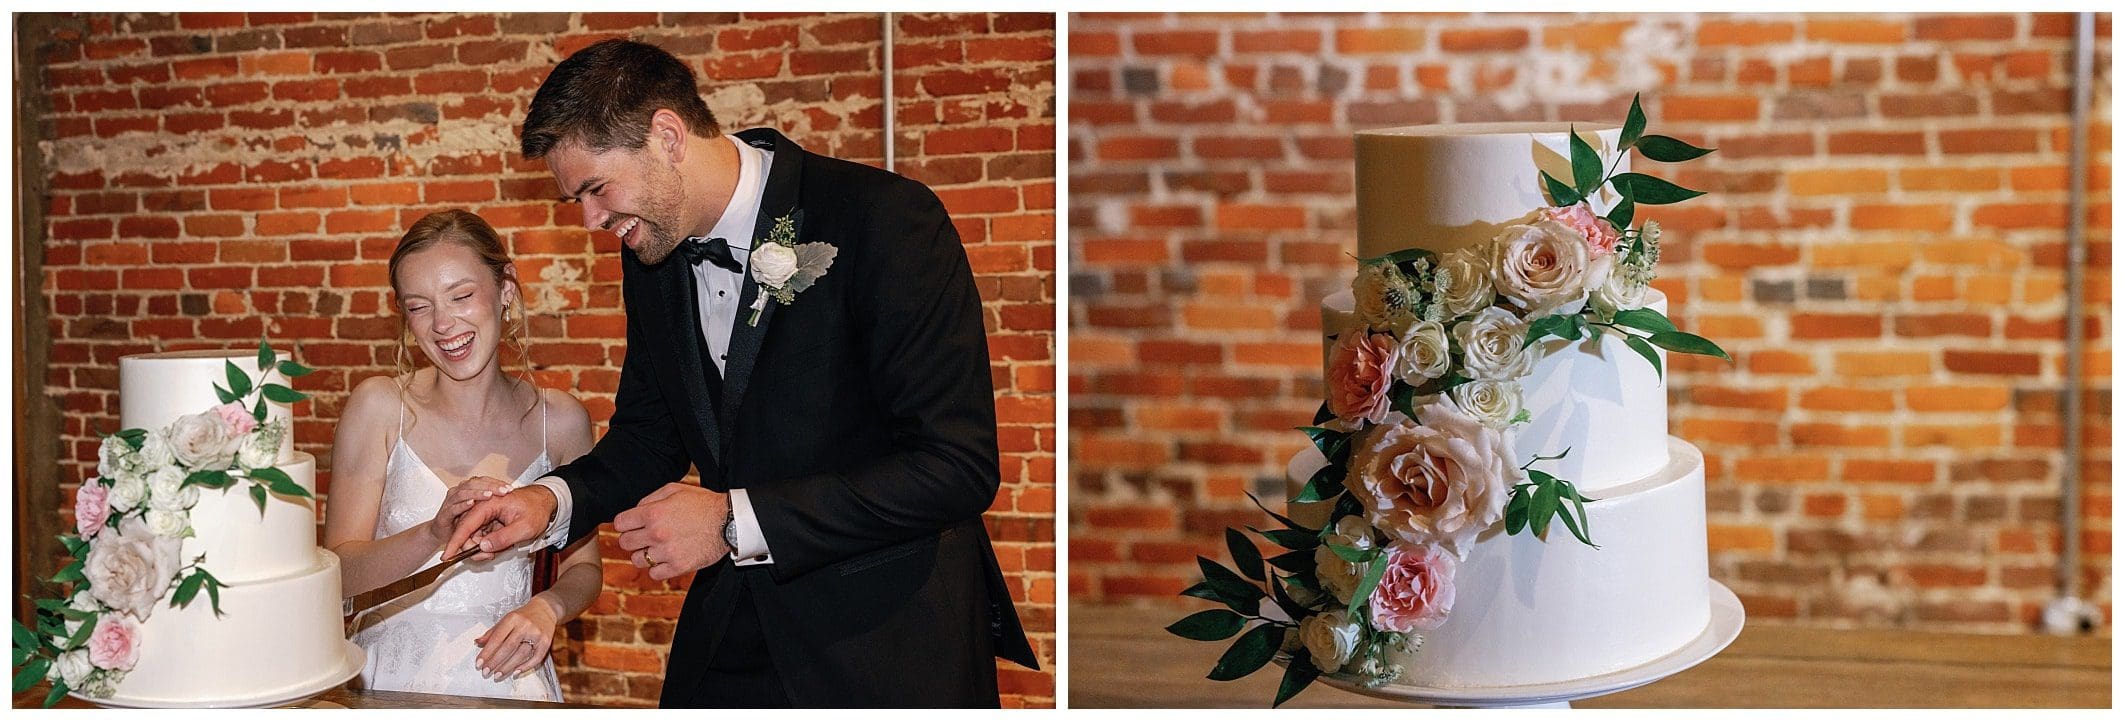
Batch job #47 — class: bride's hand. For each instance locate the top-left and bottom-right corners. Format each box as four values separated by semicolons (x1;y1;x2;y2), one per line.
474;595;561;680
427;476;513;546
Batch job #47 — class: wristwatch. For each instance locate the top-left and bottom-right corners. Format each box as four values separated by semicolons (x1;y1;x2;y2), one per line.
721;504;738;551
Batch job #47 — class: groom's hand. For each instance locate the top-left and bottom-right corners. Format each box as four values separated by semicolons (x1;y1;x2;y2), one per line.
614;483;731;582
445;481;558;562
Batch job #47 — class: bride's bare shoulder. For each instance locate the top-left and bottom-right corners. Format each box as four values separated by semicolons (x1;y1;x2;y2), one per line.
339;374;412;434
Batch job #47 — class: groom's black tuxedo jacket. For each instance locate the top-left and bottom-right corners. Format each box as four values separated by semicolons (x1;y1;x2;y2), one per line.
547;128;1037;706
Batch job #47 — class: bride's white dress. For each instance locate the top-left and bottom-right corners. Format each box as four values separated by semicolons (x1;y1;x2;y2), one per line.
349;401;564;702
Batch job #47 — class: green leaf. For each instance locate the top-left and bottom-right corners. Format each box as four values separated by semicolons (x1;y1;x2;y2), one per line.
1267;579;1309;629
1623;334;1664;381
1197;557;1267;608
1559;482;1597;548
1347;552;1392;609
1245;492;1307;532
257;338;275;373
1647;330;1733;362
1297;426;1351;465
1635;134;1715;163
1569;127;1603;196
204;574;224;615
51;559;83;584
1605;194;1635;233
1256;528;1319;550
13;620;39;660
172;572;205;608
1324;543;1370;564
1530;482;1561;539
59;535;87;558
1523;314;1577;349
115;428;146;450
185;469;233;489
1166;609;1248;641
261;383;306;404
1227;528;1265;582
15;657;49;694
1266;549;1316;575
1612;308;1678;334
276;359;314;378
213;383;236;405
1540;170;1582;207
249;484;268;514
1504;489;1530;535
1332;493;1362;523
252;394;268;422
1509;408;1532;425
1293;463;1343;504
1619;93;1647;149
1207;623;1283;681
63;615;93;651
44;678;68;707
1274;651;1322;707
256;467;313;499
224;359;252;399
1611;172;1705;205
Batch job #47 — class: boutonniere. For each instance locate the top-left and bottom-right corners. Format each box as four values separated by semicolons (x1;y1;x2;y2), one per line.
747;209;835;327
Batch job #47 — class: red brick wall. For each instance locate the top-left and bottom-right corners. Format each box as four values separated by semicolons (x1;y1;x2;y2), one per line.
1069;12;2111;633
26;11;1054;706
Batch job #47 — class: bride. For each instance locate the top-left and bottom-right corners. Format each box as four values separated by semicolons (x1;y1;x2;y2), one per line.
324;209;601;701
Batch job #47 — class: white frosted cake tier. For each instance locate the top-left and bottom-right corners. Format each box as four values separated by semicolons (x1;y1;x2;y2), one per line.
120;349;298;463
172;453;320;583
112;549;356;706
1355;122;1627;259
1319;291;1671;493
1286;436;1711;688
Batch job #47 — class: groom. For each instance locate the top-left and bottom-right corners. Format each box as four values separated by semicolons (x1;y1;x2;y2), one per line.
445;39;1036;707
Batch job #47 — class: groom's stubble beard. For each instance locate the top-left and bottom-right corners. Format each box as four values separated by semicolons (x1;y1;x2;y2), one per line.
622;160;689;267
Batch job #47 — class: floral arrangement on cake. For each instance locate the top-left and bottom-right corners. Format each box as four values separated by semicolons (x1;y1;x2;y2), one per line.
12;341;312;705
1170;96;1730;705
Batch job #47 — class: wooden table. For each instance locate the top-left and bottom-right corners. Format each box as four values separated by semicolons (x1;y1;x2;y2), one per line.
14;683;592;709
1070;604;2112;708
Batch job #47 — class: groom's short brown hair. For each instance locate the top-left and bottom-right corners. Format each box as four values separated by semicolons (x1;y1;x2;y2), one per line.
519;38;722;159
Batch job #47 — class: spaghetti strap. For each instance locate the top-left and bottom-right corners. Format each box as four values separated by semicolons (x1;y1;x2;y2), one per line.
540;394;548;457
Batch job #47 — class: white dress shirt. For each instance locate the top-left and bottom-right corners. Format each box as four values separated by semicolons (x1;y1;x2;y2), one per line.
530;134;776;566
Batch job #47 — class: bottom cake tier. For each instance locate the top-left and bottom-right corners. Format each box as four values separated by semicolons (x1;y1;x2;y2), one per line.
108;548;358;706
1286;436;1710;688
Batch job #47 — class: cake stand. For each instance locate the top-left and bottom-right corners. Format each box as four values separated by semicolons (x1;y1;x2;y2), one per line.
1302;580;1745;709
72;640;365;709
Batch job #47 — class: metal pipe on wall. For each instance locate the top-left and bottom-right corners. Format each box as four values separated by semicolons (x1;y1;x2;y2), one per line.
2043;11;2100;635
882;12;895;172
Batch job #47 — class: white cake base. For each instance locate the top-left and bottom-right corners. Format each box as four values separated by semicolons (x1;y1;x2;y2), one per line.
1287;436;1714;688
1300;580;1744;708
91;549;364;708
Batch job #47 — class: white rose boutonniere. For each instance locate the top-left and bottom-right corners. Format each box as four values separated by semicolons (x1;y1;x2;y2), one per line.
746;210;835;326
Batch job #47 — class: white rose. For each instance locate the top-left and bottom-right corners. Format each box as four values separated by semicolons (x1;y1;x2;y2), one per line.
1490;219;1595;317
1344;398;1517;552
147;467;196;512
751;243;800;288
84;516;182;621
1300;609;1362;672
1434;244;1495;320
1453;307;1535;381
144;508;189;539
1327;516;1376;553
1313;545;1361;604
96;437;130;480
166;412;239;470
237;419;282;469
1449;380;1523;430
64;589;97;637
54;649;93;687
1394;320;1451;384
1590;262;1650;317
1352;264;1399;331
134;430;174;471
107;474;147;513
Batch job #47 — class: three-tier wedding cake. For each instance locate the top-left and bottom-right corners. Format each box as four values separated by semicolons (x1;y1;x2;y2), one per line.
1172;101;1738;706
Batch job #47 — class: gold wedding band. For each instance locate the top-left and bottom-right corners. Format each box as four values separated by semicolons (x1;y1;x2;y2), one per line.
644;549;655;566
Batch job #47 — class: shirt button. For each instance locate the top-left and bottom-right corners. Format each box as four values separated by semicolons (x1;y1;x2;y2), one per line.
717;290;726;297
720;354;728;360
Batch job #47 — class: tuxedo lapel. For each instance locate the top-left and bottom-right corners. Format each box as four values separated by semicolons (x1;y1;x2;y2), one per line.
721;128;805;427
658;255;723;464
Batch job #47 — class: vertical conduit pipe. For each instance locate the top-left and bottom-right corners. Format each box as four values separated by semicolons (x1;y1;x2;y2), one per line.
882;13;895;173
2043;11;2098;635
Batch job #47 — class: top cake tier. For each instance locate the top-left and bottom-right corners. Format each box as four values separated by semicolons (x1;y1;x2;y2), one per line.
1354;122;1627;260
120;349;297;464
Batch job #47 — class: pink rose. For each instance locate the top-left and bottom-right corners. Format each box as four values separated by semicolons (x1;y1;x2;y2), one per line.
74;480;110;539
1327;330;1400;426
211;402;258;436
86;614;140;671
1369;542;1458;633
1343;397;1514;551
1544;204;1622;257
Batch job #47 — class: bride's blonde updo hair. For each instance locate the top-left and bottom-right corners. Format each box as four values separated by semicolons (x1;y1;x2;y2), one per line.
387;209;535;422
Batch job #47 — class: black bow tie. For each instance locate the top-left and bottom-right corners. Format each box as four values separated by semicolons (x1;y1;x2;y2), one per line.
677;237;743;273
